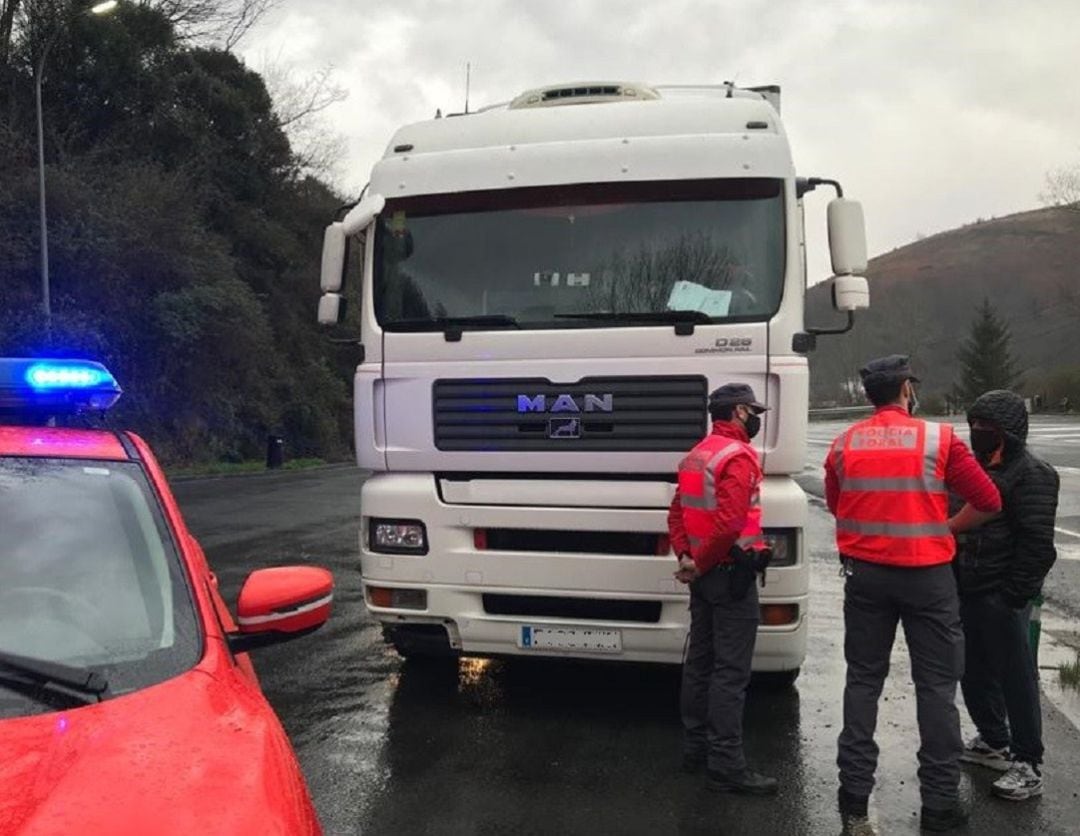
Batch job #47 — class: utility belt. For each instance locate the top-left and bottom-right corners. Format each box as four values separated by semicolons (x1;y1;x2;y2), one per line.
726;544;773;600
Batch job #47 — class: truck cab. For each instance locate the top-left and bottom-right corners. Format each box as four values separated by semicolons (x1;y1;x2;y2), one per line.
318;82;869;677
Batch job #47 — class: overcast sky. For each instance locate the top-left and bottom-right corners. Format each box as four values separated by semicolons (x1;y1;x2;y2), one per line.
242;0;1080;282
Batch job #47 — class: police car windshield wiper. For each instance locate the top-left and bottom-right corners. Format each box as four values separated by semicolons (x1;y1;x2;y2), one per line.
0;650;109;703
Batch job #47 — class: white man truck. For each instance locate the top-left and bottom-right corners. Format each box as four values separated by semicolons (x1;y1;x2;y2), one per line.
318;82;869;682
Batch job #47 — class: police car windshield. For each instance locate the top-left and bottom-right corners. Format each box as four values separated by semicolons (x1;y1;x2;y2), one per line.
374;179;785;331
0;458;201;718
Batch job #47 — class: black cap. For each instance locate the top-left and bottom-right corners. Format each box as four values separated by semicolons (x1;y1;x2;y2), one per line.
859;354;920;387
708;383;768;413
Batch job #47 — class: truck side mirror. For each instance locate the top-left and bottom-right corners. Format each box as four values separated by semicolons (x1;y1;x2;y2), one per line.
318;293;345;325
827;198;867;275
320;223;347;293
318;222;348;325
317;193;385;326
832;274;870;312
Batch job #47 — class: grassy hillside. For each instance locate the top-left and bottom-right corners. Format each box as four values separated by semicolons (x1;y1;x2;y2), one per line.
808;206;1080;408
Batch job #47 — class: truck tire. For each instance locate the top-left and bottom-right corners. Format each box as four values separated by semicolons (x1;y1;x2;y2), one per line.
383;624;457;660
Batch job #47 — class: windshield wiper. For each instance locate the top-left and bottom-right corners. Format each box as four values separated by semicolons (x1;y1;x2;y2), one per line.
554;310;712;334
391;315;522;330
0;650;109;703
390;315;522;341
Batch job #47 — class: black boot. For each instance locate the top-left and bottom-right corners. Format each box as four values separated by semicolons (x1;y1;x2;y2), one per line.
920;804;970;832
706;768;778;796
681;752;706;774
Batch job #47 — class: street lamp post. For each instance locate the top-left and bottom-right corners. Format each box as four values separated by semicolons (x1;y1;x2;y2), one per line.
34;0;118;332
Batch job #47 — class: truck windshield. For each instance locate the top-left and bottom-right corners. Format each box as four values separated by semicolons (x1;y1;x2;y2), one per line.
0;458;201;717
374;179;785;331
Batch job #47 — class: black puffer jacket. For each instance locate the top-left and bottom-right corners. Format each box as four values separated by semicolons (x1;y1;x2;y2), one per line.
954;390;1060;604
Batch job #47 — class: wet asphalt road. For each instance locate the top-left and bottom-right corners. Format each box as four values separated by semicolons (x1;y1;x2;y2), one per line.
172;450;1080;836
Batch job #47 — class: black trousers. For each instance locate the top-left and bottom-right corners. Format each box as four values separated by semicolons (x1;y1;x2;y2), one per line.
960;593;1043;764
681;565;760;774
837;559;965;810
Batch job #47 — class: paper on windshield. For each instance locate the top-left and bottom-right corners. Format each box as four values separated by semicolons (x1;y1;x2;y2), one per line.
666;281;732;317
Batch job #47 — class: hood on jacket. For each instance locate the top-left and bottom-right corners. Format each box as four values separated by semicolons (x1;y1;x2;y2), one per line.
967;389;1028;452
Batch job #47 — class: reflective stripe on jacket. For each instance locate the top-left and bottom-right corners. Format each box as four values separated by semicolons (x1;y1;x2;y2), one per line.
677;432;764;565
830;410;955;566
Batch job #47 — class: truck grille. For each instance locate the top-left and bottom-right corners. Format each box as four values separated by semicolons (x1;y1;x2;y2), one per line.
433;376;707;452
482;594;662;624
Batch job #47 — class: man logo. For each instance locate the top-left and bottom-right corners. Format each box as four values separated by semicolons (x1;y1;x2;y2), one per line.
548;418;582;439
517;393;614;413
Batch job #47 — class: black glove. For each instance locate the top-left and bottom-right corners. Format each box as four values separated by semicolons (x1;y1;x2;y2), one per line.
1000;591;1030;610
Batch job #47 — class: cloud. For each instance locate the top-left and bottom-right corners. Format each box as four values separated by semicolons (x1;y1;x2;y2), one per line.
242;0;1080;278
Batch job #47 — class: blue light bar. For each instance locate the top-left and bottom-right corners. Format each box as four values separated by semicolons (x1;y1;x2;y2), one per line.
26;362;114;390
0;358;122;415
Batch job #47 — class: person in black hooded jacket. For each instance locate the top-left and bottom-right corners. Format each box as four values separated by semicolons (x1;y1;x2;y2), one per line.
949;389;1060;803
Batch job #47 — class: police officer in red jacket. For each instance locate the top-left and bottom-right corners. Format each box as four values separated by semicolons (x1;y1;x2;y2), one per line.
826;356;1002;833
668;383;777;796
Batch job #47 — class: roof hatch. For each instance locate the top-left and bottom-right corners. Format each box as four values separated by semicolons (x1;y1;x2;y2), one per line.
509;82;660;109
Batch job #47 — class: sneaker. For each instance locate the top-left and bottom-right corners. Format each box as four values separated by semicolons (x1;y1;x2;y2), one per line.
841;814;877;836
838;787;876;836
991;760;1044;801
706;768;779;796
960;734;1011;772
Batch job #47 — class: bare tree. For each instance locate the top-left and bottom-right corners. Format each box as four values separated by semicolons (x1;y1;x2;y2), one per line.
142;0;279;48
1038;162;1080;210
261;58;348;178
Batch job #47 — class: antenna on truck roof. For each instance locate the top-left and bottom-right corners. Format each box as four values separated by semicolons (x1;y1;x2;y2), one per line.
464;62;471;114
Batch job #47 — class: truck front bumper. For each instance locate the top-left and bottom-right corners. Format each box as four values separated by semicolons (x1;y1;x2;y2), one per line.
359;473;809;669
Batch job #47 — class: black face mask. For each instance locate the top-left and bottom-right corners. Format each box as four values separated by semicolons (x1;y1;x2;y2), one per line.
743;412;762;440
970;427;1002;458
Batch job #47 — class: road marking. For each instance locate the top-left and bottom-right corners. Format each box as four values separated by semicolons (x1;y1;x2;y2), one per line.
1056;525;1080;539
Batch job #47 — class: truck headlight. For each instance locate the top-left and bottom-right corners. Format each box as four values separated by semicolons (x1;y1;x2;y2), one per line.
370;519;428;554
762;528;798;567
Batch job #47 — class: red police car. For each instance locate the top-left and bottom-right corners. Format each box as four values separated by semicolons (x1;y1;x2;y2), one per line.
0;359;330;835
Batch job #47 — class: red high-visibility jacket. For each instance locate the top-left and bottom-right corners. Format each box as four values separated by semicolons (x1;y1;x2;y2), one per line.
829;409;957;566
669;422;764;574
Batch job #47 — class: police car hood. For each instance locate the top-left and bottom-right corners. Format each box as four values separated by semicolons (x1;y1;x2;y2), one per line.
0;667;317;835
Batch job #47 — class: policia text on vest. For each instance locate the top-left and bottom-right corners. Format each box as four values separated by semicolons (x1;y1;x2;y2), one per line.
826;355;1002;833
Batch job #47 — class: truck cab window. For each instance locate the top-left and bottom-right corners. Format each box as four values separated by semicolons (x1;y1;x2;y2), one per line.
374;179;785;330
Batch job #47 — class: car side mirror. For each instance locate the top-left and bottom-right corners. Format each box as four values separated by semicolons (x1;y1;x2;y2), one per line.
227;566;333;654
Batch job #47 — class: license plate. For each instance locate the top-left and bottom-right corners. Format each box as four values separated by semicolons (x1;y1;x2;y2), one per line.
518;625;622;654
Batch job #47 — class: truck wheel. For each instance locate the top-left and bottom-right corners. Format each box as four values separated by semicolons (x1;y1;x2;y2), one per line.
383;624;457;660
753;668;800;689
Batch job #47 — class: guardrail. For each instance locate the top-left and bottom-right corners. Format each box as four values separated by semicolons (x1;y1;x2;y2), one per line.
808;406;874;421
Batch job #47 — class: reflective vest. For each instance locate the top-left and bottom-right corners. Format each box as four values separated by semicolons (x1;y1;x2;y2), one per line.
677;431;764;565
830;410;955;566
